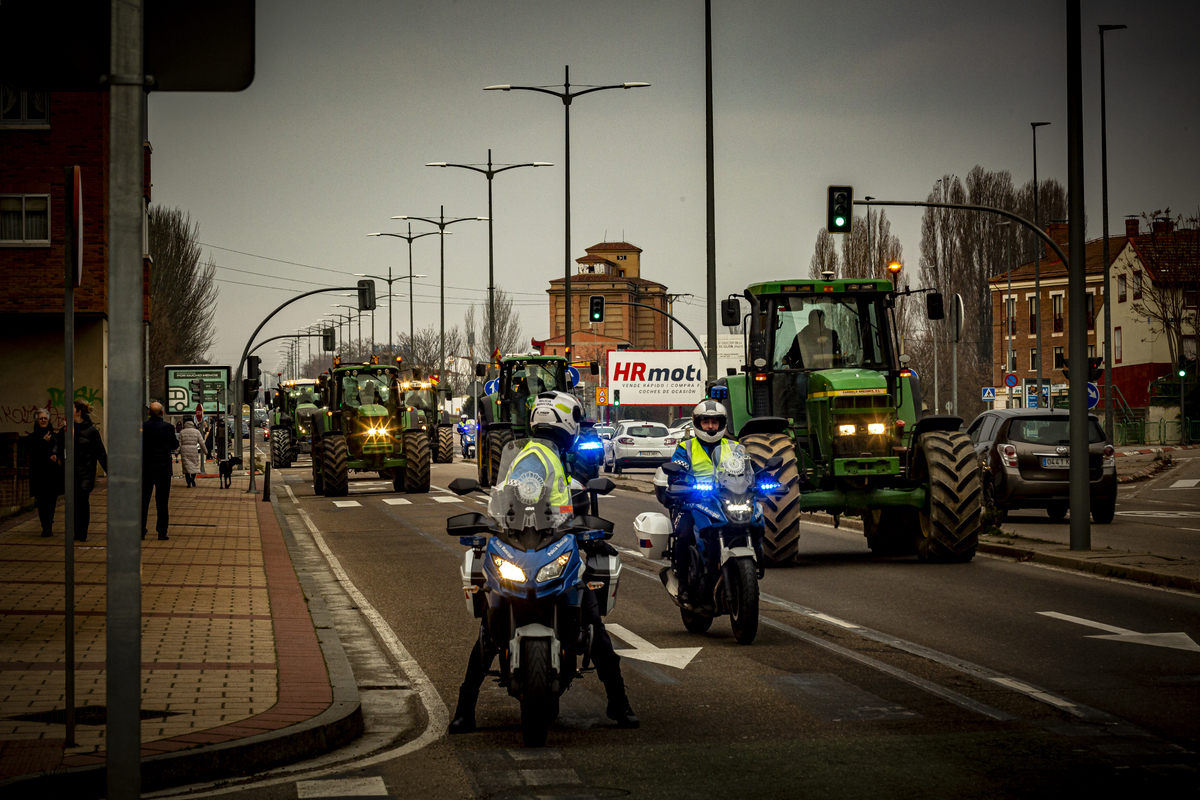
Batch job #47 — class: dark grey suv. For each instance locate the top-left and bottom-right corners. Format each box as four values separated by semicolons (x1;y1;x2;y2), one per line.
965;408;1116;523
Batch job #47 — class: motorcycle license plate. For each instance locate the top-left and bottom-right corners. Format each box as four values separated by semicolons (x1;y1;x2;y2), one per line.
1041;457;1069;468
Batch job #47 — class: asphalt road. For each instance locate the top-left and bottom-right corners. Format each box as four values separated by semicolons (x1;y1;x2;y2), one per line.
171;455;1200;799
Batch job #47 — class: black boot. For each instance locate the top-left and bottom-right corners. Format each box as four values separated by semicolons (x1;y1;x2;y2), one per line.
604;678;640;729
448;690;477;734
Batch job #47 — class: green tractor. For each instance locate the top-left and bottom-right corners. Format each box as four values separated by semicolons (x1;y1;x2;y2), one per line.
714;278;980;565
268;378;320;469
310;358;431;497
475;354;574;487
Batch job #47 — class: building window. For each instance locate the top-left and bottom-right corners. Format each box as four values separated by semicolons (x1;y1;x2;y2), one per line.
1088;344;1096;359
1184;335;1197;360
1118;274;1127;303
1114;327;1122;363
1030;348;1038;371
1028;297;1037;334
1052;294;1064;333
618;269;625;277
0;195;50;243
1186;290;1198;309
616;255;627;261
1133;270;1142;300
1005;297;1016;335
1085;293;1095;331
1;85;48;124
1054;346;1065;370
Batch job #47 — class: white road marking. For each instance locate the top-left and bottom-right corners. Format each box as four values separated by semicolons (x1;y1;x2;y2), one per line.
606;623;702;669
988;677;1081;712
433;496;463;504
1170;479;1200;489
1182;527;1200;532
1038;611;1200;652
810;612;861;630
382;498;412;506
1115;510;1200;517
332;500;361;508
296;776;387;797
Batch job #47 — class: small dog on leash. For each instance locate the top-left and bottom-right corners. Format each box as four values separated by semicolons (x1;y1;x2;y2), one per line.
218;456;243;489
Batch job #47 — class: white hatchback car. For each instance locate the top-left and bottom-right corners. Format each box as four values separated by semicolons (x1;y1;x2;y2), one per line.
604;421;680;473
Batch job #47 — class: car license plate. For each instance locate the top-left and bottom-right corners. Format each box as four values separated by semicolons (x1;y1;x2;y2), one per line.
1041;457;1070;468
639;451;659;457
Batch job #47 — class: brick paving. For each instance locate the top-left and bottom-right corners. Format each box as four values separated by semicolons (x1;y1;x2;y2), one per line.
0;468;333;782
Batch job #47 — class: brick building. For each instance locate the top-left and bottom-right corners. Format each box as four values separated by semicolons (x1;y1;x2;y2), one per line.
988;218;1196;410
539;241;669;366
0;87;152;441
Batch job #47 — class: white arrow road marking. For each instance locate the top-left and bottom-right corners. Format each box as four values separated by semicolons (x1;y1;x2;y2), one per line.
1038;612;1200;653
606;623;702;669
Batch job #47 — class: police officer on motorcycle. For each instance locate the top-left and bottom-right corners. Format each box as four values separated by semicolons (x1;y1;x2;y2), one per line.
661;399;739;605
449;390;639;734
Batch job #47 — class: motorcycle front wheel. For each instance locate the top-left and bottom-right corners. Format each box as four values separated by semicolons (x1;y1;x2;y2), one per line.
519;638;553;747
727;558;760;645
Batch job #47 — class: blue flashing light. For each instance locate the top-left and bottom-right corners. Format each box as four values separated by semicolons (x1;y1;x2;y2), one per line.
757;481;780;494
576;440;604;451
693;481;715;494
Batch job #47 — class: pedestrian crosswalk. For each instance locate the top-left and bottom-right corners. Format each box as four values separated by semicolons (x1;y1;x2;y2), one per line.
295;776;389;797
322;490;485;509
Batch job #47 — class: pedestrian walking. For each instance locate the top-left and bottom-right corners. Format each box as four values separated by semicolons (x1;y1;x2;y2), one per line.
204;421;215;463
142;401;179;541
178;419;208;487
25;409;62;538
63;399;107;542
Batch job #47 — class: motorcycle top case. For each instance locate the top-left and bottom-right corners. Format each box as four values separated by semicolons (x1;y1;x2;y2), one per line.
634;512;672;560
584;552;621;616
460;549;487;618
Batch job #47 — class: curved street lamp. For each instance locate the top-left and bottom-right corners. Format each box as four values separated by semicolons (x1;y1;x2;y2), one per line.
485;67;649;356
426;151;551;361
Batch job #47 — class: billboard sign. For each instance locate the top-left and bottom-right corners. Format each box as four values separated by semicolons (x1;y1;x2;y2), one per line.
165;365;232;414
606;350;705;406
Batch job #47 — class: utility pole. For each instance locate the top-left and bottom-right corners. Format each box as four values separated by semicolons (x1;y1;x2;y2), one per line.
1066;0;1090;551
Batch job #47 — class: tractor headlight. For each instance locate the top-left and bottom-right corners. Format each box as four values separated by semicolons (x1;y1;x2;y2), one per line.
867;423;887;435
723;499;754;522
493;556;527;583
837;424;856;436
535;553;571;583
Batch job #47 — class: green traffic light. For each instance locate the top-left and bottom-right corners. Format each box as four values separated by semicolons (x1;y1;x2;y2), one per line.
835;216;846;227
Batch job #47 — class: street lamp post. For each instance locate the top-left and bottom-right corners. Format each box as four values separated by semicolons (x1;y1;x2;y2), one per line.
391;207;486;398
1032;121;1051;406
364;223;437;359
1099;24;1127;436
426;151;551;363
485;67;649;357
997;221;1014;400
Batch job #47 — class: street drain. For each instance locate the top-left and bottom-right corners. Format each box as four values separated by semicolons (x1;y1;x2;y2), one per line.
9;706;182;726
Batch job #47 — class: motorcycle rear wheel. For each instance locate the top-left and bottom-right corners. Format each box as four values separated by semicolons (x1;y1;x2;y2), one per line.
519;638;553;748
727;558;760;645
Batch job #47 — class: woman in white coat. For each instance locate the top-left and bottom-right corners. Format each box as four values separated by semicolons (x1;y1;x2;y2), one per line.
179;420;208;487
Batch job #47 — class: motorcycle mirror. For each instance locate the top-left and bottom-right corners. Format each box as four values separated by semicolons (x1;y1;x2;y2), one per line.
661;461;685;476
448;477;482;496
667;483;690;496
586;477;616;496
763;456;783;470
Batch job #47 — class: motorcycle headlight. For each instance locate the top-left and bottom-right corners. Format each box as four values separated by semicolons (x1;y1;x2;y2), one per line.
535;553;571;583
724;499;754;522
493;556;526;583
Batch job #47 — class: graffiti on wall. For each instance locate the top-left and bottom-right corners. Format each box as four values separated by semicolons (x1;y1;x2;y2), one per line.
0;386;104;428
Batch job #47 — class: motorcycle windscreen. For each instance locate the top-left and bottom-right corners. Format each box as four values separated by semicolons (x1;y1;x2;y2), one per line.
488;437;573;532
715;444;756;494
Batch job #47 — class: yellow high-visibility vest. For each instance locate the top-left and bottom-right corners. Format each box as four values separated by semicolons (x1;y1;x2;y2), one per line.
504;441;573;513
686;437;737;479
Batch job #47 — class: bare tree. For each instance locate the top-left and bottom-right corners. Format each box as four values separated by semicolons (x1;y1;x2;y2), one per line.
463;286;524;361
1120;209;1200;369
147;206;218;402
808;229;840;278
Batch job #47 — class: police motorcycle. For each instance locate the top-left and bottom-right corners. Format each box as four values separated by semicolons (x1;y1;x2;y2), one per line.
459;418;477;459
635;445;783;645
446;439;621;747
567;421;606;507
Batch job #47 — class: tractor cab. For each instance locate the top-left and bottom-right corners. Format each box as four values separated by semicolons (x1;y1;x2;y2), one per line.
497;358;570;428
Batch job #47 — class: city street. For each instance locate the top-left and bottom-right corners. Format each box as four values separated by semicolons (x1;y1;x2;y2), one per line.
157;455;1200;799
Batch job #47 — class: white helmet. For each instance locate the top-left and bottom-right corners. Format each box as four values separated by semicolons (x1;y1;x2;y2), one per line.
529;391;584;453
691;399;728;444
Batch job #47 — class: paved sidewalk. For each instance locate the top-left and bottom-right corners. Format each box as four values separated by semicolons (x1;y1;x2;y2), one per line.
0;469;360;793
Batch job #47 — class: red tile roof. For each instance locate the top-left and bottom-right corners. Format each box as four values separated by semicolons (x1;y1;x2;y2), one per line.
1127;228;1200;283
586;242;643;253
548;274;666;288
989;235;1127;285
576;254;616;265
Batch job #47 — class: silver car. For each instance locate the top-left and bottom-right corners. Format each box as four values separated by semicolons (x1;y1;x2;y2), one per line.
603;421;680;473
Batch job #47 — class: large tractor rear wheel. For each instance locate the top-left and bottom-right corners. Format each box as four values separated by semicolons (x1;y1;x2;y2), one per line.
404;430;431;494
322;434;349;497
863;508;919;556
436;425;454;463
742;433;802;566
487;428;514;487
311;436;324;495
270;428;289;470
914;431;981;563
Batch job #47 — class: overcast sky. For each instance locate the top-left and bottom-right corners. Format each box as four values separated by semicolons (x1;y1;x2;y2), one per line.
147;0;1200;374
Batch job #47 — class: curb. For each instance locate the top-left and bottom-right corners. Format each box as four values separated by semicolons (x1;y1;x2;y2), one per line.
3;487;364;798
1115;443;1199;457
977;540;1200;594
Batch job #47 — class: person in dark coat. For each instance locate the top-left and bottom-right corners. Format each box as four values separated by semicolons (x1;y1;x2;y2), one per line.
204;421;215;462
64;399;107;542
25;409;62;537
142;402;179;541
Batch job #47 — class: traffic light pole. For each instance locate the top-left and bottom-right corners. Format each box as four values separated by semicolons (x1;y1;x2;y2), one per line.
603;301;709;364
234;287;365;495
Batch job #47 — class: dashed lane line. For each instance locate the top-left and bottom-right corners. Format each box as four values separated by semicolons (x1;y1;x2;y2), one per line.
382;498;412;506
296;776;388;797
332;500;361;508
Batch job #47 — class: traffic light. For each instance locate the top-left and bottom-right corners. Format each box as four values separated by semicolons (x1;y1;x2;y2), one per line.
827;185;853;234
322;327;336;352
589;295;605;322
357;279;376;311
1087;357;1104;383
242;378;258;400
1181;361;1189;378
613;389;621;407
247;355;261;384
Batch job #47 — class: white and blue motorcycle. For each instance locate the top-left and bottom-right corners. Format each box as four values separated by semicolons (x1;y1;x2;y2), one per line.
447;439;619;747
